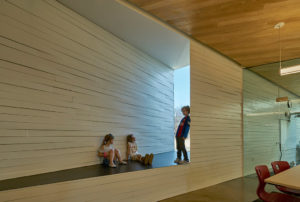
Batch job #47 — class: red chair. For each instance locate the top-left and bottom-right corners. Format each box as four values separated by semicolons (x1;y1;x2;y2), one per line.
255;165;300;202
271;161;300;196
271;161;290;174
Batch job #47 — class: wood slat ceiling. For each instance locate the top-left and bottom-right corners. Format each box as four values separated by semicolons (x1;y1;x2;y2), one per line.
127;0;300;67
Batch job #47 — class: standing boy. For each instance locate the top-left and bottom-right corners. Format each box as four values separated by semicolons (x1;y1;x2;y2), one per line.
174;106;191;164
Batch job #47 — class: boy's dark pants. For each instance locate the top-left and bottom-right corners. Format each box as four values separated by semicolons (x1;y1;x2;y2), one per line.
176;136;189;161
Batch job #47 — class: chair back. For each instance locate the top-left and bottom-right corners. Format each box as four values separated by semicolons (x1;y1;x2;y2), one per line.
255;165;300;202
271;161;290;174
255;165;270;199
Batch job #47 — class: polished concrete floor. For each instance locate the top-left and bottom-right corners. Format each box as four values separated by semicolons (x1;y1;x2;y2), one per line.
160;174;278;202
0;151;188;191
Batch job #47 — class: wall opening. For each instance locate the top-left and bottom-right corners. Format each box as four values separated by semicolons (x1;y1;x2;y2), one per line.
174;65;191;152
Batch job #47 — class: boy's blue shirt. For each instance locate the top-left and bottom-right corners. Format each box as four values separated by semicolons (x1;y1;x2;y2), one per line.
176;115;191;138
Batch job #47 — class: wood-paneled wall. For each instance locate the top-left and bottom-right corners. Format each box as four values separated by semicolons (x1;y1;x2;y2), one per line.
243;70;300;175
0;1;243;201
190;40;243;181
0;0;174;180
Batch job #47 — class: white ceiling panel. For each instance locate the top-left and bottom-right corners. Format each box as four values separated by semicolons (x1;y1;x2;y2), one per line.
58;0;190;69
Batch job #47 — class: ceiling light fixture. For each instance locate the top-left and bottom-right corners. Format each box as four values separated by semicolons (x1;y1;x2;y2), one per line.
280;64;300;75
274;22;300;76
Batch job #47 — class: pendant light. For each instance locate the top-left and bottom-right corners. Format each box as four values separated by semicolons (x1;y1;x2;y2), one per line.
274;22;300;76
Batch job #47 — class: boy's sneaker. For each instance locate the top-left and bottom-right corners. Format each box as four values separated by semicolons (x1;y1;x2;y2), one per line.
179;160;189;164
174;158;181;163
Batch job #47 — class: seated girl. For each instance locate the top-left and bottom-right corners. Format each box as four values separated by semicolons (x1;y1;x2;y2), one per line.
98;134;127;168
126;134;154;165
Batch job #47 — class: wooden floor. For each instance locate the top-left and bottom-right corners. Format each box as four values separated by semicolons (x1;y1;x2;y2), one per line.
0;151;187;191
160;174;278;202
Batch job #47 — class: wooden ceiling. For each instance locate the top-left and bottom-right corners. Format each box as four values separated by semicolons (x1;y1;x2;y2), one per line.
127;0;300;67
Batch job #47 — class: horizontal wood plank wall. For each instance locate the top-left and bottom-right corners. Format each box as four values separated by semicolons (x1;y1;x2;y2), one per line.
243;70;299;175
0;1;243;201
190;41;243;181
0;0;174;180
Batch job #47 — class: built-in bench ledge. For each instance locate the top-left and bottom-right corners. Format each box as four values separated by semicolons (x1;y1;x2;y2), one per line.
0;151;180;191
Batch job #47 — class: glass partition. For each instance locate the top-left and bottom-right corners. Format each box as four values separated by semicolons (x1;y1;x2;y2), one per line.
243;67;300;175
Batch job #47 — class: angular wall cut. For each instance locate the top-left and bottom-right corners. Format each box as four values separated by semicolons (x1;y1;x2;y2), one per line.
0;0;174;180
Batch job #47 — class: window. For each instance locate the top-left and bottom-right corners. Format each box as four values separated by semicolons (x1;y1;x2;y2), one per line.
174;65;190;151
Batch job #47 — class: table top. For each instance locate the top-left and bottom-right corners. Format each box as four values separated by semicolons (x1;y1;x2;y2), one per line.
265;165;300;190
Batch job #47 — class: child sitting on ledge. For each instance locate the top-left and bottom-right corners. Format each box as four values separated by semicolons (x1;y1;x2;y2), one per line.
98;134;127;168
126;134;154;165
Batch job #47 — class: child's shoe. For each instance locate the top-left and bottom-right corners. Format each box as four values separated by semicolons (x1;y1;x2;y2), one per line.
179;160;189;164
119;161;127;165
174;158;180;163
148;153;154;165
144;154;150;165
109;163;117;168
